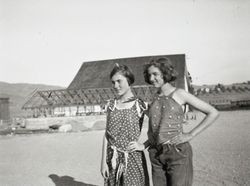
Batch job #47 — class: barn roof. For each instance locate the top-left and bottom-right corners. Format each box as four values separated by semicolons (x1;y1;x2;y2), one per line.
22;54;190;109
68;54;187;89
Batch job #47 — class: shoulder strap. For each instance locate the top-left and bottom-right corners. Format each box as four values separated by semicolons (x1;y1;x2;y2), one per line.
169;88;178;97
135;98;148;117
107;99;116;111
137;98;147;110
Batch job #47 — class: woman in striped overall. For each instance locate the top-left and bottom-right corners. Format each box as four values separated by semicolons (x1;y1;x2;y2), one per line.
132;57;219;186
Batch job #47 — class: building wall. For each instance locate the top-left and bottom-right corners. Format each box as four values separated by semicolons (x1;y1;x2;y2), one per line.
0;98;10;120
25;115;106;130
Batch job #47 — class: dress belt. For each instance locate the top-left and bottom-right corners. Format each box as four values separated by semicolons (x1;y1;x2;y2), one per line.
111;145;129;175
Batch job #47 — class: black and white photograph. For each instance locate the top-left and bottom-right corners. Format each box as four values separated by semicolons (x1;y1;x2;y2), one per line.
1;0;250;186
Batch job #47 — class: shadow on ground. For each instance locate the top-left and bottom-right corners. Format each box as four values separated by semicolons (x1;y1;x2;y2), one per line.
49;174;97;186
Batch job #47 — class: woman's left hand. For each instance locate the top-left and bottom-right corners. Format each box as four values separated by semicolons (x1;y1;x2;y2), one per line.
170;132;193;145
127;141;145;152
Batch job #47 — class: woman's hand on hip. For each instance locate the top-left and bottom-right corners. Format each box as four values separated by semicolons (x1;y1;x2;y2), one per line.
127;141;145;152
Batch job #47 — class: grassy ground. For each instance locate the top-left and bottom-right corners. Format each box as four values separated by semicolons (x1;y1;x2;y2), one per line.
0;111;250;186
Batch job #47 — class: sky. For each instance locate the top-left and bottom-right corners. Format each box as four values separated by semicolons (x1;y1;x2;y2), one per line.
1;0;250;87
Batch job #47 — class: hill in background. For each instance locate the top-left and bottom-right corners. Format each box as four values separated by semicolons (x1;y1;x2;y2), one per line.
0;81;64;118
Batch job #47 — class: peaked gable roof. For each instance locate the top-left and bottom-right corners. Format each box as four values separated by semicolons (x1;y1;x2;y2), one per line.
22;54;190;109
68;54;187;89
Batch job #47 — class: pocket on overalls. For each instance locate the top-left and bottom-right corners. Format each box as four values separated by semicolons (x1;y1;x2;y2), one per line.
148;146;163;167
173;142;189;158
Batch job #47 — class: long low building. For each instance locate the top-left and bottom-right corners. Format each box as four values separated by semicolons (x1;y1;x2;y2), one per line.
197;85;250;110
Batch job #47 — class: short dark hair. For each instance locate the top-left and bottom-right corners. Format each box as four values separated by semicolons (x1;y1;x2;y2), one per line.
110;63;135;85
143;57;178;84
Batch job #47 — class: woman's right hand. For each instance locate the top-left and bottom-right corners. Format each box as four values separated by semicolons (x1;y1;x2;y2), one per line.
101;162;109;179
127;141;145;152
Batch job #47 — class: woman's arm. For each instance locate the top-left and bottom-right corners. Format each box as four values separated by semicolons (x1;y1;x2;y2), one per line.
100;134;109;179
171;89;219;144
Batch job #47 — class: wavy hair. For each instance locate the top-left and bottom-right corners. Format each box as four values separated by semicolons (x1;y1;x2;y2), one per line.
143;57;178;84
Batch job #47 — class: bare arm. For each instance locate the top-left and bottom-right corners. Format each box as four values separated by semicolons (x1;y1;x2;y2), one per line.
101;134;108;166
182;90;219;137
100;134;109;178
171;89;219;144
127;101;151;152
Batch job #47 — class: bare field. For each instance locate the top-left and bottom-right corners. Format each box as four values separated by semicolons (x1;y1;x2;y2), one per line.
0;111;250;186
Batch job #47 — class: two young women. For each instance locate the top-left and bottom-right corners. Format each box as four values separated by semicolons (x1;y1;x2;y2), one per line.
101;58;219;186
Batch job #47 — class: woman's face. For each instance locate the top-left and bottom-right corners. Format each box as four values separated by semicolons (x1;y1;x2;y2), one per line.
111;72;130;96
147;65;165;88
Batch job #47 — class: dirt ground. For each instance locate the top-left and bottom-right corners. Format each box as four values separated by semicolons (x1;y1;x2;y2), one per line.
0;111;250;186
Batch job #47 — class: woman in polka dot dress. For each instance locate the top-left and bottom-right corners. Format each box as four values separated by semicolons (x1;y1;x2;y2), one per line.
133;57;219;186
100;64;149;186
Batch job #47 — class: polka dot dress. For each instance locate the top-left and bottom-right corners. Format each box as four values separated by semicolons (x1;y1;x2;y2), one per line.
105;99;149;186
